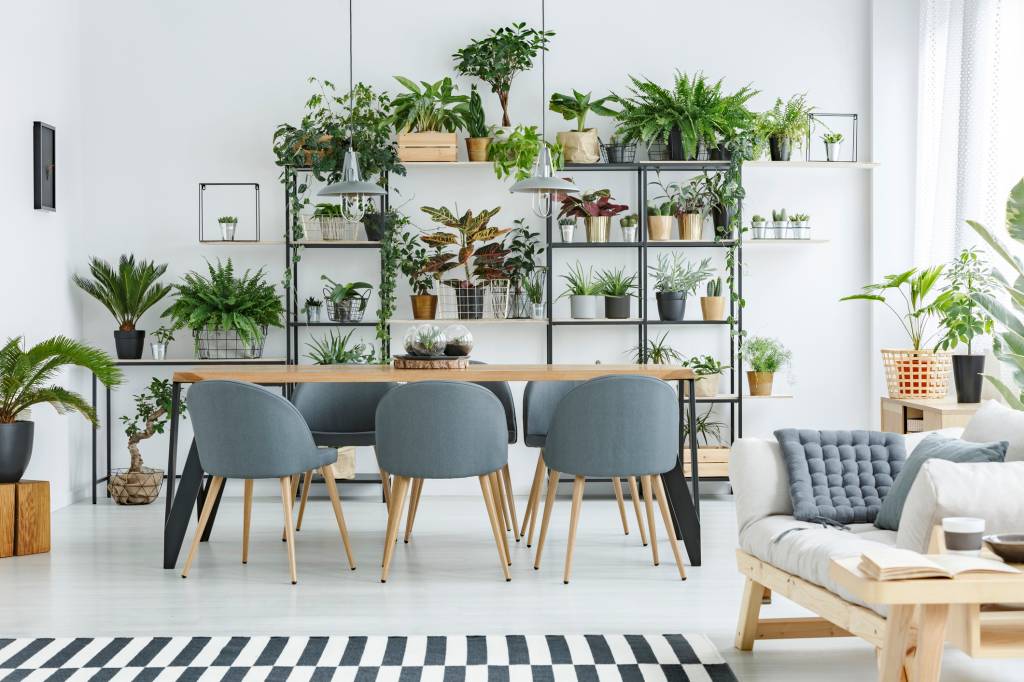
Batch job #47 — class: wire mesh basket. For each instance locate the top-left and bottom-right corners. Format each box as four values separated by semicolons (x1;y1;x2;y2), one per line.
316;217;361;241
195;326;268;359
324;288;369;322
437;280;511;320
647;140;670;161
881;349;952;399
603;142;637;164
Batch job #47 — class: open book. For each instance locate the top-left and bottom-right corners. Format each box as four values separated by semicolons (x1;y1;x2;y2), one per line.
859;548;1021;581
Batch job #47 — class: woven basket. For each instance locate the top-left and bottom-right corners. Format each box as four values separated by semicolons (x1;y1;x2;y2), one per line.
881;349;952;399
108;467;164;505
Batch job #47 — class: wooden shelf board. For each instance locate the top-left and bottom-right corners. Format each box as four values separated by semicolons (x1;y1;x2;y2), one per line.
744;160;879;169
199;240;283;245
745;238;830;244
388;318;547;325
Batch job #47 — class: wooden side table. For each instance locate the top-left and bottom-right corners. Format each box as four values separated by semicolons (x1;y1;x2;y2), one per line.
880;397;981;434
0;480;50;558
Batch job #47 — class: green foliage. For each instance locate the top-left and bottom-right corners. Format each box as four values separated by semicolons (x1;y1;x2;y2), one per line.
790;213;810;222
548;90;616;132
452;23;554;127
682;406;727;446
503;219;545;289
0;336;123;425
121;377;186;472
771;208;787;222
455;85;495;138
751;214;765;223
707;277;722;297
934;247;996;354
418;206;511;285
822;132;844;144
597;267;637;297
313;203;342;217
631;331;684;365
489;124;563;181
558;187;629;219
162;259;284;349
306;329;374;365
376;209;409;361
303;296;322;310
558;262;602;297
648;201;677;217
391;76;467;133
73;255;173;332
756;94;814;148
321;276;372;303
620;213;639;228
840;266;945;350
522;268;546;305
152;326;175;344
217;216;238;224
744;336;792;373
397;229;435;295
683;354;729;376
652;173;713;215
648;253;713;294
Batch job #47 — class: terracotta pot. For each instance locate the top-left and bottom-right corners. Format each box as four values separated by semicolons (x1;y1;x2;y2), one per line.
700;296;726;321
410;294;437;320
648;216;674;241
557;129;601;163
747;371;774;397
298;134;334;166
678;212;704;240
466;137;492;162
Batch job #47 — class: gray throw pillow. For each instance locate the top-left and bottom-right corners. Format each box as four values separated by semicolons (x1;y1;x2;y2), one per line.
874;433;1007;531
774;429;906;525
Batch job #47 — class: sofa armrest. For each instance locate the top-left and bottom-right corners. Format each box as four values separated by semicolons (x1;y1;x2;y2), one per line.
729;437;793;537
896;458;1024;552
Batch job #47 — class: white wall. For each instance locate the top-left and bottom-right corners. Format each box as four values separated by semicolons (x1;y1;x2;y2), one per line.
11;0;919;504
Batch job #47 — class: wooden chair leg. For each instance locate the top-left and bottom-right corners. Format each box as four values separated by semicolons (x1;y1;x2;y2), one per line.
642;475;659;566
282;474;300;541
563;476;585;584
320;465;356;571
182;476;224;578
612;476;629;535
628;476;648;547
278;476;298;584
490;472;511;565
520;452;545;541
404;478;424;544
735;577;766;650
381;475;410;583
379;468;391;505
501;464;520;543
527;453;547;547
242;479;253;564
479;474;512;581
653;475;686;580
533;469;560;570
296;470;313;532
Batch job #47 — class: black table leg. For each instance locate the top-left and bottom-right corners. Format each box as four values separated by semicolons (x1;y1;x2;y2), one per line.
660;378;702;567
163;438;204;569
91;373;97;505
688;378;700;520
106;384;112;498
164;382;182;520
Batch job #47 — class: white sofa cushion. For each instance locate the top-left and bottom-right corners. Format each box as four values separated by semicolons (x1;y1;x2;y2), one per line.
961;400;1024;461
896;458;1024;552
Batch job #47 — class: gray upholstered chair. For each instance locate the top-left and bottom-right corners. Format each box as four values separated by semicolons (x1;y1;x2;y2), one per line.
287;382;397;532
519;380;649;548
532;375;686;583
181;380;356;584
375;381;511;582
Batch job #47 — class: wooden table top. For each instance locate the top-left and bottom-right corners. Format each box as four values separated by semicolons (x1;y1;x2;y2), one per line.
171;363;696;384
830;557;1024;605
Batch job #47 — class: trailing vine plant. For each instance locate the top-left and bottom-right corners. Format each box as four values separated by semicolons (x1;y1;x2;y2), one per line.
375;209;410;362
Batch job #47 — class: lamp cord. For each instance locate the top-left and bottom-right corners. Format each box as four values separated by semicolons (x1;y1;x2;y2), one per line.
347;0;355;141
540;0;546;140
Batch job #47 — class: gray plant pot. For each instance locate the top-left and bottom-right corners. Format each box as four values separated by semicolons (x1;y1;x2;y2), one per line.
825;141;841;162
570;295;599;319
604;296;631;319
0;421;34;483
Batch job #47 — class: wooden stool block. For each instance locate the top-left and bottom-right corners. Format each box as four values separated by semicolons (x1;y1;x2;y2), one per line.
10;481;49;556
0;484;14;558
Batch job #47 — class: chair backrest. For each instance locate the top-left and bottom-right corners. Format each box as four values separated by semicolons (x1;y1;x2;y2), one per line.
375;381;508;479
187;380;323;479
469;360;517;444
523;380;582;446
544;375;677;477
290;381;397;446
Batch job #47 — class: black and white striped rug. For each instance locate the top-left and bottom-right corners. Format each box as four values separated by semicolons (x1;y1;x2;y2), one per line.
0;634;737;680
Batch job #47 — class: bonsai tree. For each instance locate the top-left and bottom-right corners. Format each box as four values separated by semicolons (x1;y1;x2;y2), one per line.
116;377;187;504
418;206;511;287
558;188;629;220
840;267;945;350
73;255;173;335
452;23;554;127
548;90;616;132
390;76;467;133
489;124;563;181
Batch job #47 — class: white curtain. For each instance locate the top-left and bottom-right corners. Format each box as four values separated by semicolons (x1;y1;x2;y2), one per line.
914;0;1024;266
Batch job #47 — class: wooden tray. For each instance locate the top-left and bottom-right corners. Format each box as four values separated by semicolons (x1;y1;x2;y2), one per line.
393;354;469;369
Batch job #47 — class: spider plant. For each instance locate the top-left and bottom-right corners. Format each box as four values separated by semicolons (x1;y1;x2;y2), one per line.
682;406;727;447
558;262;602;298
631;331;684;365
73;255;172;332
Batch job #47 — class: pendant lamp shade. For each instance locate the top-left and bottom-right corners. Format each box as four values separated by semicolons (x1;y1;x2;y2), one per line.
319;150;386;197
509;146;578;194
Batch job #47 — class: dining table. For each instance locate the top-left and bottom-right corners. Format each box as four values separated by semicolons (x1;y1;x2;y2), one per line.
162;363;703;569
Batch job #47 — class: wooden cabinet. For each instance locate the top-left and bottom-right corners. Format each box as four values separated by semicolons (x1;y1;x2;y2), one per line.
0;480;50;558
880;397;980;435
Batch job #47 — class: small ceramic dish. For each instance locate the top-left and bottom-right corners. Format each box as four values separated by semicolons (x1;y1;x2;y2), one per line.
984;534;1024;563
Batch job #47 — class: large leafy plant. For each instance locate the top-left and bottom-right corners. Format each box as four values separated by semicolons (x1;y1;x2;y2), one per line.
73;255;172;332
0;336;122;424
452;23;554;127
418;206;512;286
162;259;284;348
489;124;563;181
390;76;467;133
934;247;996;354
121;378;186;473
548;90;615;132
840;266;945;350
558;188;629;219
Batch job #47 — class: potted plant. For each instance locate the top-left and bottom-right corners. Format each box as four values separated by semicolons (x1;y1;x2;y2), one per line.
0;336;122;483
73;254;173;360
705;171;744;240
150;326;175;360
559;262;602;319
756;94;813;161
306;329;375;365
822;131;844;162
396;230;438;320
682;406;728;451
523;269;547;320
619;213;639;242
217;216;238;241
489;124;563;181
557;217;576;243
391;76;467;162
362;204;400;242
750;214;767;239
632;331;684;365
110;378;184;505
455;84;498;161
503;220;545;318
558;187;629;243
770;209;788;239
648;253;713;321
452;22;553;128
789;213;810;239
548;90;615;164
162;259;284;359
653;174;712;241
683;354;730;397
303;297;323;324
647;201;677;241
312;202;347;241
597;267;637;319
745;336;792;396
934;247;996;403
701;277;726;321
841;266;950;399
419;205;512;320
322;277;373;322
603;133;637;164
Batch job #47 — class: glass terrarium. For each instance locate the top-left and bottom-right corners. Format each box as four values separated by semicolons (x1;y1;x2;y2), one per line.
442;325;474;357
402;324;447;357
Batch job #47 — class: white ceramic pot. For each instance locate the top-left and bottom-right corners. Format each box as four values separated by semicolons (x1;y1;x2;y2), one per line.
750;224;766;239
569;295;599;319
825;141;841;162
560;223;576;243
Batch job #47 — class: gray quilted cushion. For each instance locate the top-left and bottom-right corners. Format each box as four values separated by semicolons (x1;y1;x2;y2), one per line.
774;429;906;525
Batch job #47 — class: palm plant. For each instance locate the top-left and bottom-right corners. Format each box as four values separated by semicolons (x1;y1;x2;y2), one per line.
73;255;172;332
840;267;945;350
0;336;123;424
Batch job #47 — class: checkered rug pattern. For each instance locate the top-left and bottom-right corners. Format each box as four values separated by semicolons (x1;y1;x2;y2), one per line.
0;634;738;680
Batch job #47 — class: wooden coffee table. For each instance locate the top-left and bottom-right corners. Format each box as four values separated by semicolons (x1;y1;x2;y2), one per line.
830;556;1024;682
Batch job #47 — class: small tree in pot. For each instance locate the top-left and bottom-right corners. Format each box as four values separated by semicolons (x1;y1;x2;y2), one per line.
597;267;637;319
648;253;713;321
744;336;791;396
74;255;173;360
548;90;616;164
557;187;628;244
111;378;187;505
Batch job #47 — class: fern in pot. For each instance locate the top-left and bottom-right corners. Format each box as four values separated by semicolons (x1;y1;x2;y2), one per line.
648;253;713;321
745;336;791;396
111;378;186;505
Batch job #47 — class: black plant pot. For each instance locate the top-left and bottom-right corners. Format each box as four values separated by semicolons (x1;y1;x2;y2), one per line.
113;330;145;359
454;286;484;320
362;213;393;242
668;127;685;161
952;354;985;403
655;291;686;321
605;296;631;320
711;204;735;239
768;136;792;161
710;143;732;161
0;421;34;483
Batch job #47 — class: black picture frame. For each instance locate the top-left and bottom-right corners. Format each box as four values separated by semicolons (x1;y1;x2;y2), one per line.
34;122;56;211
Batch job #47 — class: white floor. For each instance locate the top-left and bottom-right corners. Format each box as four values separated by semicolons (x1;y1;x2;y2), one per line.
0;489;1014;681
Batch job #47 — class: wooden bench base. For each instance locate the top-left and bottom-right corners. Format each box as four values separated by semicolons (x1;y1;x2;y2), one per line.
0;480;50;557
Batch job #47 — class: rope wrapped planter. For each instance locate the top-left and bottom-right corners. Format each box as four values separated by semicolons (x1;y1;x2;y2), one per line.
881;348;952;399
